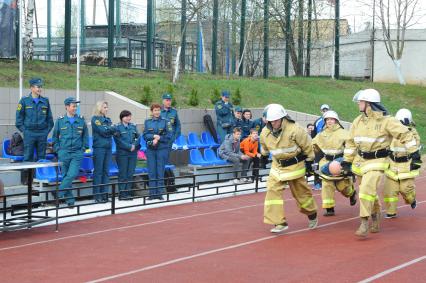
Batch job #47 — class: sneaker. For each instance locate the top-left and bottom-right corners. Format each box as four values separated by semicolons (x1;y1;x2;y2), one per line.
233;179;240;185
411;200;417;209
323;208;335;217
385;213;397;219
308;214;318;229
241;178;251;183
270;223;289;233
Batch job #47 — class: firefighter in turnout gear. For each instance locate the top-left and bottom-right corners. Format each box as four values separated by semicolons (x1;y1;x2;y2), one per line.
260;104;318;233
383;108;422;218
312;110;357;216
342;89;418;237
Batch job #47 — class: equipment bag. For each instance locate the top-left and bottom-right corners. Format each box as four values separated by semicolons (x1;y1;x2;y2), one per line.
164;167;176;193
9;132;24;156
203;114;219;143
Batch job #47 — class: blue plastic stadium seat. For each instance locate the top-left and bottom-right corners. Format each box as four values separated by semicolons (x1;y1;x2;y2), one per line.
135;167;148;174
204;148;228;165
2;139;24;162
173;135;189;150
165;164;175;170
84;136;94;157
108;159;119;176
201;131;220;148
189;149;214;166
140;138;147;152
35;159;62;183
188;132;208;149
81;157;94;173
111;138;117;155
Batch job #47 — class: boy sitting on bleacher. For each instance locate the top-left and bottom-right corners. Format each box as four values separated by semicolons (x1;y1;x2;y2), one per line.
240;128;261;181
218;127;250;184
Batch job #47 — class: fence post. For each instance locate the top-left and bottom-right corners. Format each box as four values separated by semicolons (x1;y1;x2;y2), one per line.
192;175;196;202
111;183;116;214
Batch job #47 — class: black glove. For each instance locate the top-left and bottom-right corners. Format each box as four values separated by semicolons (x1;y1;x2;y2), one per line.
340;160;353;176
410;151;422;170
305;160;314;176
259;155;270;169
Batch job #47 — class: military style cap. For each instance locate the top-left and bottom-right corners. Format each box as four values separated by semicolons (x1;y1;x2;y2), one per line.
221;91;230;97
64;97;81;105
162;93;173;100
29;78;43;87
235;106;243;112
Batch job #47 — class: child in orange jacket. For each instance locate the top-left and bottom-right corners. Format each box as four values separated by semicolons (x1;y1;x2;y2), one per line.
240;129;262;181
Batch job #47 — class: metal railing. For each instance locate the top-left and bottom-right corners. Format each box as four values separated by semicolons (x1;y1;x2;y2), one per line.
1;168;269;223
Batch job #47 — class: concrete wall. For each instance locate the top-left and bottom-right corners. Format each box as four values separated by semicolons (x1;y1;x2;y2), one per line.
0;87;350;150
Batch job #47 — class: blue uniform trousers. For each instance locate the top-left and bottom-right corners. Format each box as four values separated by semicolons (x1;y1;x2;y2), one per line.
116;152;137;198
93;147;111;201
23;130;48;161
58;151;83;205
146;148;167;198
217;126;232;144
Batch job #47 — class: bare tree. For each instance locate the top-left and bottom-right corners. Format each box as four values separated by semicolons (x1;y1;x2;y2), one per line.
23;0;35;60
377;0;422;85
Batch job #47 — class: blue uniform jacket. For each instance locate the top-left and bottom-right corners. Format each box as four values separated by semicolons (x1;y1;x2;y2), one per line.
52;115;89;153
113;123;141;154
241;119;254;138
215;100;234;129
253;118;265;134
143;117;172;150
161;107;181;141
16;94;54;134
91;115;117;149
233;118;243;129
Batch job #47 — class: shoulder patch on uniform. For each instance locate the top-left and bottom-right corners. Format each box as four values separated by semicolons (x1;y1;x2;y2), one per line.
17;104;22;111
217;104;223;109
95;120;101;126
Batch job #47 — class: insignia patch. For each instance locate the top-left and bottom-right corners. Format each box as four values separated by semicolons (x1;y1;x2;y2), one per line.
217;105;222;109
17;104;22;111
170;118;175;124
256;125;260;131
95;120;101;126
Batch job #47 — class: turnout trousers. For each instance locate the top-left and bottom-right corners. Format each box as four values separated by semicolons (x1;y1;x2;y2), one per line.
383;177;416;215
264;175;318;225
358;171;382;218
321;178;354;209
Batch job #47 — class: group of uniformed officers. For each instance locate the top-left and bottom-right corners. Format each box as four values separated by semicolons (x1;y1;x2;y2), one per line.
16;78;180;206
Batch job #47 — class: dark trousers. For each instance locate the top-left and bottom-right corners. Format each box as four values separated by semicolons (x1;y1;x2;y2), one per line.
93;147;111;201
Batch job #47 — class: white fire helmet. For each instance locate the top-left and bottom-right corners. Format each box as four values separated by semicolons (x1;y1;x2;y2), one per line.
323;110;340;123
266;104;288;122
352;89;381;103
395;108;413;125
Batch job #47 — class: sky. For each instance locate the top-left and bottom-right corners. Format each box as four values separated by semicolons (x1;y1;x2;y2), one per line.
29;0;426;37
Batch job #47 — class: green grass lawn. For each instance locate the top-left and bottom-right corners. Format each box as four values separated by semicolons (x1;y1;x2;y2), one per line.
1;59;425;143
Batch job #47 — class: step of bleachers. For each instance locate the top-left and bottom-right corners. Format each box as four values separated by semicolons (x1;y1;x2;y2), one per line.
0;170;22;187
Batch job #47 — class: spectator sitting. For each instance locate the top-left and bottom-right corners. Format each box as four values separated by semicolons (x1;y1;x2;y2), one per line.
306;123;315;138
241;109;254;139
233;106;243;129
218;127;250;184
240;128;261;181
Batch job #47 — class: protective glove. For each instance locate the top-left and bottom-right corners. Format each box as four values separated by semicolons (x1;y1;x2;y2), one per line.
340;160;353;176
259;155;270;169
305;160;314;176
410;151;422;170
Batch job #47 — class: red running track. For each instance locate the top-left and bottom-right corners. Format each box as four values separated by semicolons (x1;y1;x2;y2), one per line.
1;174;426;283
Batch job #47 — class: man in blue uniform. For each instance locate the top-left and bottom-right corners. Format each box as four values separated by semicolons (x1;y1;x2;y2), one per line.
253;110;267;135
160;93;181;151
233;106;243;130
215;91;234;143
52;97;89;207
241;109;254;139
16;78;54;161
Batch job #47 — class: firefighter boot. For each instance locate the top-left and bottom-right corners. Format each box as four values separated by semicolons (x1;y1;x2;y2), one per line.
355;217;369;237
370;213;381;233
349;191;357;206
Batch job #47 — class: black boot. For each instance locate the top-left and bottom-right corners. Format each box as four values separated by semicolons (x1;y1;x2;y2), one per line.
411;199;417;209
323;207;335;216
349;190;357;206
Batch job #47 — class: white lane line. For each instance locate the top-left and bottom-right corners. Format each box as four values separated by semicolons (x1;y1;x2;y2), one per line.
0;194;321;252
86;201;426;283
358;255;426;283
